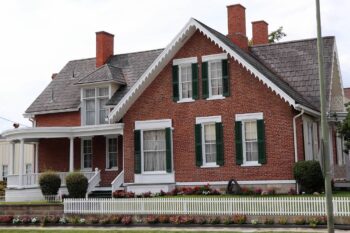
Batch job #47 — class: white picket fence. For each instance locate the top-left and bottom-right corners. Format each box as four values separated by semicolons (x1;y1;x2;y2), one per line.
64;196;350;216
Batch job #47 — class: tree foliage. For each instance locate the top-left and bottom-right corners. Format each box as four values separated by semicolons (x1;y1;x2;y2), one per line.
268;26;287;43
337;103;350;152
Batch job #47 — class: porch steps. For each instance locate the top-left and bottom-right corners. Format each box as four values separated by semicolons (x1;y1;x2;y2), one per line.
88;190;112;198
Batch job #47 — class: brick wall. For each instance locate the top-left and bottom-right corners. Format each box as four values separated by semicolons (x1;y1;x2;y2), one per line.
123;30;298;183
0;204;63;216
36;111;81;127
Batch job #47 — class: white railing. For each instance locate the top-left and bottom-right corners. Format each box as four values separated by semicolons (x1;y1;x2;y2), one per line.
7;171;97;188
85;168;101;198
64;196;350;216
111;170;124;193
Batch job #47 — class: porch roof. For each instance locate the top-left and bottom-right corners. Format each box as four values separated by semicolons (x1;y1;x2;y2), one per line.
1;123;123;141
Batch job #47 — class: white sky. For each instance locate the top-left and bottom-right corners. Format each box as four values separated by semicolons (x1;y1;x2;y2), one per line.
0;0;349;133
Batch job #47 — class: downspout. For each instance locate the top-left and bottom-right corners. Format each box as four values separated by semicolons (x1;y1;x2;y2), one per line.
293;109;304;163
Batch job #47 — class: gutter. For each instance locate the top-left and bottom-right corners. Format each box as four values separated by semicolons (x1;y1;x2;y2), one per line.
293;109;304;163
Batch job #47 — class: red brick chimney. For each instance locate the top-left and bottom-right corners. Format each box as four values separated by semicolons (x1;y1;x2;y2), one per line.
227;4;248;50
96;31;114;68
252;21;269;45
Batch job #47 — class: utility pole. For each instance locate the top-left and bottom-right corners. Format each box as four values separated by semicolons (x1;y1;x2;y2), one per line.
315;0;334;232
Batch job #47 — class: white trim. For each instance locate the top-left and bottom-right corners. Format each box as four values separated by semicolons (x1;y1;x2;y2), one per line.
196;115;221;124
173;57;197;66
202;53;227;62
235;112;263;121
241;162;262;167
177;98;195;103
109;18;297;123
200;164;220;168
135;119;172;130
206;96;225;101
176;180;297;186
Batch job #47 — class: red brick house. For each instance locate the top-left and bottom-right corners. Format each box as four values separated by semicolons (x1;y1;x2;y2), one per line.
2;4;347;201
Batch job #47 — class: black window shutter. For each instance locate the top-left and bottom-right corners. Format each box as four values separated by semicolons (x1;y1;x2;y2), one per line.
172;65;179;102
222;59;230;97
192;63;199;100
195;124;203;167
202;62;209;99
134;130;141;174
235;121;243;165
257;119;266;164
215;122;224;166
165;127;172;173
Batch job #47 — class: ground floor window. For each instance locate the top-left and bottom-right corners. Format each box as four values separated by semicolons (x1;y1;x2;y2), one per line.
143;130;166;172
2;165;8;181
203;123;217;164
106;137;118;169
243;120;258;163
25;164;32;174
82;139;92;170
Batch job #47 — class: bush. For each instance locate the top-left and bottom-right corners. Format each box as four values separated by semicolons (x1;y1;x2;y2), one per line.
121;216;132;225
293;161;324;194
233;214;246;224
65;172;88;198
0;215;13;224
39;172;61;196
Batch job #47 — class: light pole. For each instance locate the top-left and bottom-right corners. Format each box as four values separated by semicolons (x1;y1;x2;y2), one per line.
315;0;334;232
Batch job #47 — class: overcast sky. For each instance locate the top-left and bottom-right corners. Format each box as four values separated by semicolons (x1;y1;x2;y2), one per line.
0;0;349;133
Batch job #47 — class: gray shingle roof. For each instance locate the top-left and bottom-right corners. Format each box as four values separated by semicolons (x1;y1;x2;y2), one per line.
250;37;335;110
75;64;126;85
25;49;163;114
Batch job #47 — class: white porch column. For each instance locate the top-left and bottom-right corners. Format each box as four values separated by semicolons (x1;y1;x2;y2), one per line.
9;142;15;175
18;139;24;187
34;143;39;173
69;137;74;172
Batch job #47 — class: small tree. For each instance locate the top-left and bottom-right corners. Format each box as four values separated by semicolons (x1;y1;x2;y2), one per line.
294;161;324;194
65;172;88;198
337;103;350;152
39;171;61;196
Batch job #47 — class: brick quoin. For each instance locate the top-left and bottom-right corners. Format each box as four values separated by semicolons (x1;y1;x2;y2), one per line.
123;30;298;184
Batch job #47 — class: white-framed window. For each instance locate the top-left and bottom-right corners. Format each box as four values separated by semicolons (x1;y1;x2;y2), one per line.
179;64;192;100
2;165;8;180
196;116;221;167
106;137;118;169
25;164;32;174
81;139;93;170
135;119;172;174
303;117;319;161
236;113;264;166
82;87;110;125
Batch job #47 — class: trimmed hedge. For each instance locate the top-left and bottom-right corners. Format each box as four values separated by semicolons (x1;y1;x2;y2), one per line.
65;173;88;198
293;161;324;194
39;172;61;196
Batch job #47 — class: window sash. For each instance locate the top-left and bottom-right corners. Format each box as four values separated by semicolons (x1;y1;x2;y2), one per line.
179;65;193;100
83;140;92;169
83;87;110;125
208;61;223;97
202;123;217;164
142;130;166;172
107;138;118;169
25;164;32;174
243;121;258;163
2;165;8;178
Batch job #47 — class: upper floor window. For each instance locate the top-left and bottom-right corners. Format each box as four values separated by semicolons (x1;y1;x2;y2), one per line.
202;53;230;99
172;57;198;102
82;87;109;125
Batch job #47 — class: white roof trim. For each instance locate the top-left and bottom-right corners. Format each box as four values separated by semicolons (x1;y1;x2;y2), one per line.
1;124;124;141
109;18;297;123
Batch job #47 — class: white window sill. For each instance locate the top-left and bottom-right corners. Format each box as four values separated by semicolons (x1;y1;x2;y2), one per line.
240;163;262;167
200;164;220;168
177;98;195;103
142;171;168;175
206;96;225;101
80;168;93;172
105;168;118;171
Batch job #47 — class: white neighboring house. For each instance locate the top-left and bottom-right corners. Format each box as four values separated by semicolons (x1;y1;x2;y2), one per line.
0;136;35;182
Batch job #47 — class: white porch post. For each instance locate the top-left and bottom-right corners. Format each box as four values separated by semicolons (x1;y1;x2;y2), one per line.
9;142;15;175
18;139;24;187
34;143;39;173
69;137;74;172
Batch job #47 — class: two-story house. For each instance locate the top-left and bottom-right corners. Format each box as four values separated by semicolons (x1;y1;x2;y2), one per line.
2;4;347;201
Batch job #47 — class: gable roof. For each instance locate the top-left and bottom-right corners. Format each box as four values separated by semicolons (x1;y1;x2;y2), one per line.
250;37;335;110
108;18;318;123
75;64;126;85
25;49;163;115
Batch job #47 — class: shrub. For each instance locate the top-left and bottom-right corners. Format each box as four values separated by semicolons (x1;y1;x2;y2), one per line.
109;215;122;224
194;216;206;224
317;216;327;225
207;216;221;224
145;215;158;224
21;216;32;224
293;161;324;194
65;172;88;198
180;216;194;224
121;216;132;225
0;215;13;224
264;218;274;225
99;217;110;225
158;215;169;224
169;216;181;224
112;190;135;198
233;214;246;224
294;217;306;225
277;217;288;225
308;217;319;227
86;216;99;224
39;171;61;196
222;216;233;225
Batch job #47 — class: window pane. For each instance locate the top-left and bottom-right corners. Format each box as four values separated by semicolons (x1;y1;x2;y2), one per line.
84;88;95;98
209;61;223;96
85;99;95;125
99;98;108;124
108;138;118;168
245;121;257;140
83;140;92;168
204;124;216;163
25;164;32;174
143;130;166;172
180;65;192;99
98;87;109;97
2;165;8;178
244;121;258;162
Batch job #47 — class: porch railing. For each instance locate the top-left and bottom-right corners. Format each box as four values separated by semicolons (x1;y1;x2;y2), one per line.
7;171;97;188
111;170;124;193
86;168;101;198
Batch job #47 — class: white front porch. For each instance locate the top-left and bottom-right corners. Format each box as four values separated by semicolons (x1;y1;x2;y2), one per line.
2;124;125;201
